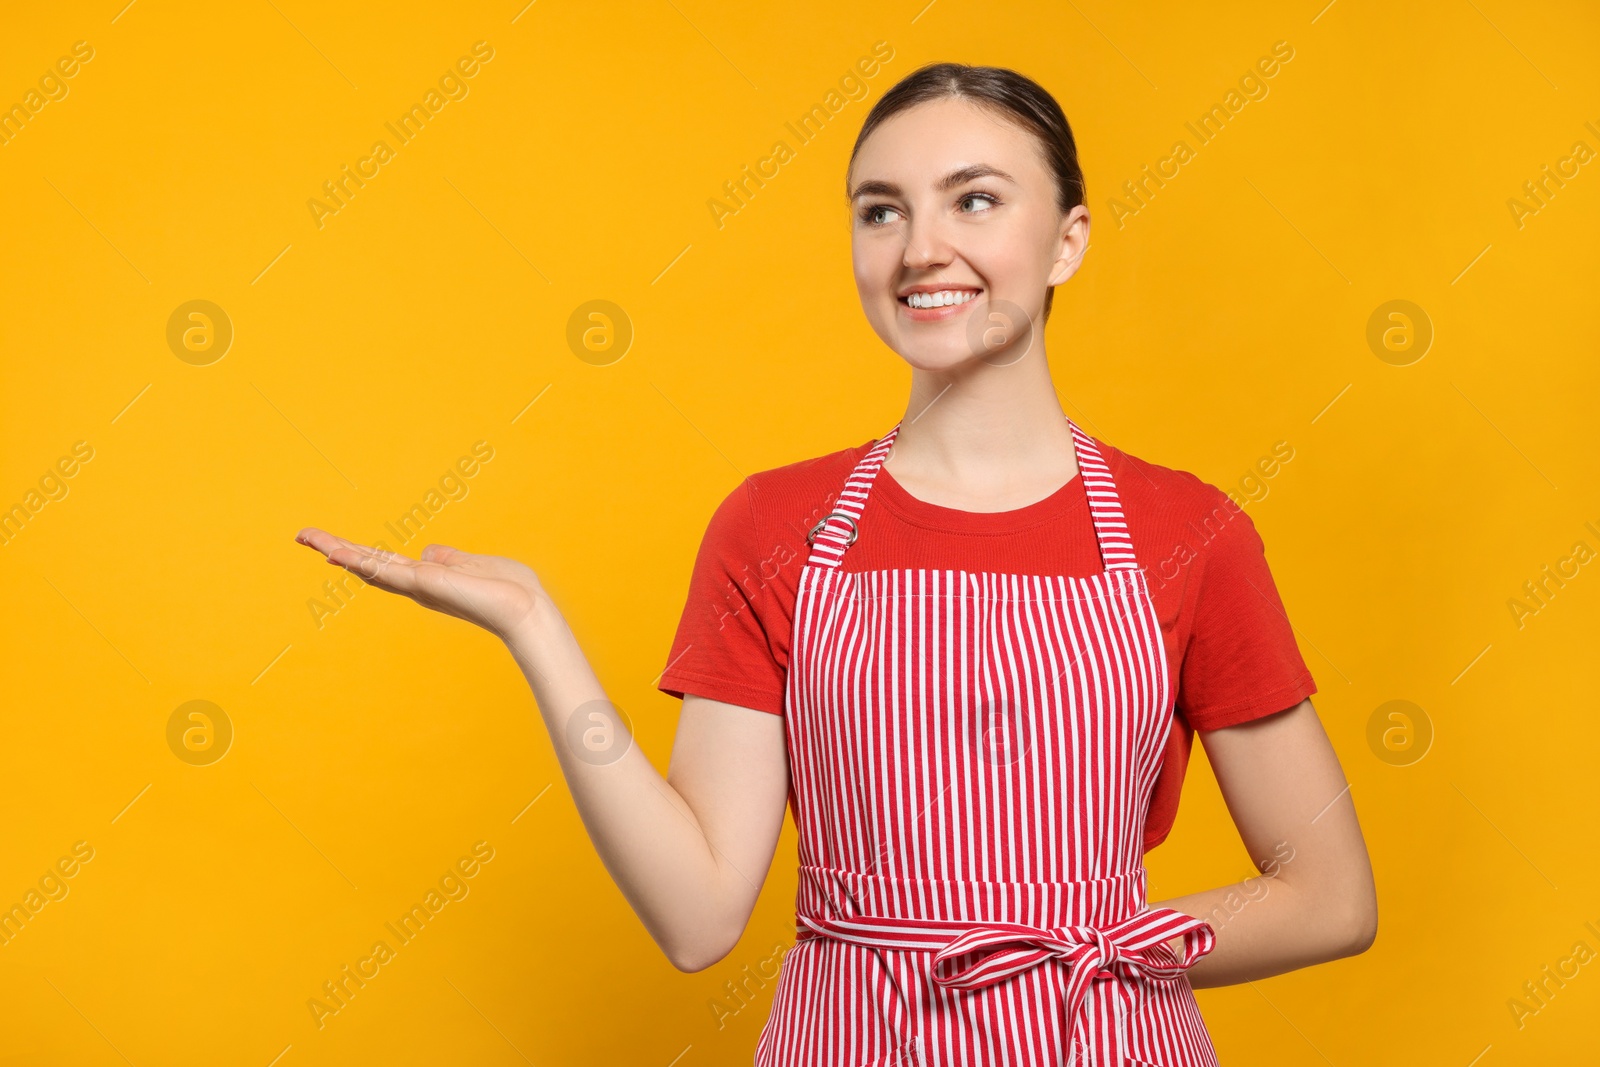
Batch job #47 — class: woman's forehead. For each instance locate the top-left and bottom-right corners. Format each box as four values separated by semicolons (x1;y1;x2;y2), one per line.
850;102;1047;191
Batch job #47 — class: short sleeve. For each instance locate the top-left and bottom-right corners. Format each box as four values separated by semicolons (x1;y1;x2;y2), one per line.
1175;496;1317;730
657;479;788;715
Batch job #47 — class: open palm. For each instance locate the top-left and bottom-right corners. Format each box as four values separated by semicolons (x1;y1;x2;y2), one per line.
295;527;546;641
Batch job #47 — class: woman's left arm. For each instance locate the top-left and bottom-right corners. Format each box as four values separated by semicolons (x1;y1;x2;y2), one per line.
1149;697;1378;988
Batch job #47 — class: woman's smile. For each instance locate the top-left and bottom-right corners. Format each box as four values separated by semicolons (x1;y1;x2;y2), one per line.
898;285;984;321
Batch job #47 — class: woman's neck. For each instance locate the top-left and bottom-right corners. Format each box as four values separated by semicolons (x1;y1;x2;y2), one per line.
882;361;1082;513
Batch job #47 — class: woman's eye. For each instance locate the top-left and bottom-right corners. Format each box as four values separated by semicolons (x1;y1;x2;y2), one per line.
859;193;997;226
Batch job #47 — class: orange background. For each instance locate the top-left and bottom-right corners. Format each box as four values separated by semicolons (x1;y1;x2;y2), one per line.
2;1;1597;1063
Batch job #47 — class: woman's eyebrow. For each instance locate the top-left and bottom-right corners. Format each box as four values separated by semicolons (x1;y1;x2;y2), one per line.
849;164;1017;200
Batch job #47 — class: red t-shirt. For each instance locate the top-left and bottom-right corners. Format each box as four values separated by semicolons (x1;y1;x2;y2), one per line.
658;433;1317;853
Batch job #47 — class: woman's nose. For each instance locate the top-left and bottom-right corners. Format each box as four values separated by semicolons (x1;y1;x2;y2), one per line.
901;214;956;271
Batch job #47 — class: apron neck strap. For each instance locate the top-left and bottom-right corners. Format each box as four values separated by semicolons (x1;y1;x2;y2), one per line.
803;416;1138;573
803;423;901;570
1066;417;1140;573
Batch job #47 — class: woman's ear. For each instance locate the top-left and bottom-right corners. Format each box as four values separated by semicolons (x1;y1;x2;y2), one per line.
1047;205;1091;287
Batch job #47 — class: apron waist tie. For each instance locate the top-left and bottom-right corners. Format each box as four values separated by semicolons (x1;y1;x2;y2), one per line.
796;907;1216;1066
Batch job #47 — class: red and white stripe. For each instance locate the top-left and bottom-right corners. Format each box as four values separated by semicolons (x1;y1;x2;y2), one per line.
757;417;1221;1067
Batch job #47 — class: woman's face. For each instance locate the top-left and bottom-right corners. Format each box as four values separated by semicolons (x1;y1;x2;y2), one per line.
848;96;1088;372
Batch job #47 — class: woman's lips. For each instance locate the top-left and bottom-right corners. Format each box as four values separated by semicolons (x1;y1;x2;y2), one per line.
898;290;983;322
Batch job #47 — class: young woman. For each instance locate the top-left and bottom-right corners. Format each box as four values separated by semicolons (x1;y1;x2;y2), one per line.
297;63;1376;1067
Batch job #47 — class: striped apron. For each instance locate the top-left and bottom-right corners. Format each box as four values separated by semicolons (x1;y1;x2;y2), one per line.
754;418;1220;1067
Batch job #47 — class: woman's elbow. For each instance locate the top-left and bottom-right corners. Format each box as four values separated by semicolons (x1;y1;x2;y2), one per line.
1331;880;1379;958
1345;901;1378;956
668;943;727;974
662;925;742;973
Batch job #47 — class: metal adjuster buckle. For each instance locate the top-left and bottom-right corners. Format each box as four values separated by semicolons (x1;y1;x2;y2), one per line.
806;511;859;547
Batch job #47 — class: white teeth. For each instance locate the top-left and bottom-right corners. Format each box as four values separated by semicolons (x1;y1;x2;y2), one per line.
906;289;980;309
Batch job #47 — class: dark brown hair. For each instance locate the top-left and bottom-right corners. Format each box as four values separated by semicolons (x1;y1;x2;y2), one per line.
846;63;1086;322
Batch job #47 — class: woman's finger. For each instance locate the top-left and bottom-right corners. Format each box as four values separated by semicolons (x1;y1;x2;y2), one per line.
299;531;465;605
294;527;342;555
295;528;382;562
296;527;540;636
328;543;424;592
420;543;464;564
299;530;415;577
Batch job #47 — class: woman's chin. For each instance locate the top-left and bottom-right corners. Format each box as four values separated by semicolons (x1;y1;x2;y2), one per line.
892;339;1015;374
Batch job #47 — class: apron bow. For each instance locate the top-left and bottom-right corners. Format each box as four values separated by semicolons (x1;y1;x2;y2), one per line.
798;905;1215;1066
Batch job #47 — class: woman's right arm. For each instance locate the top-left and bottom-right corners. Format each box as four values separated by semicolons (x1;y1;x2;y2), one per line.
294;529;791;972
506;596;790;972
